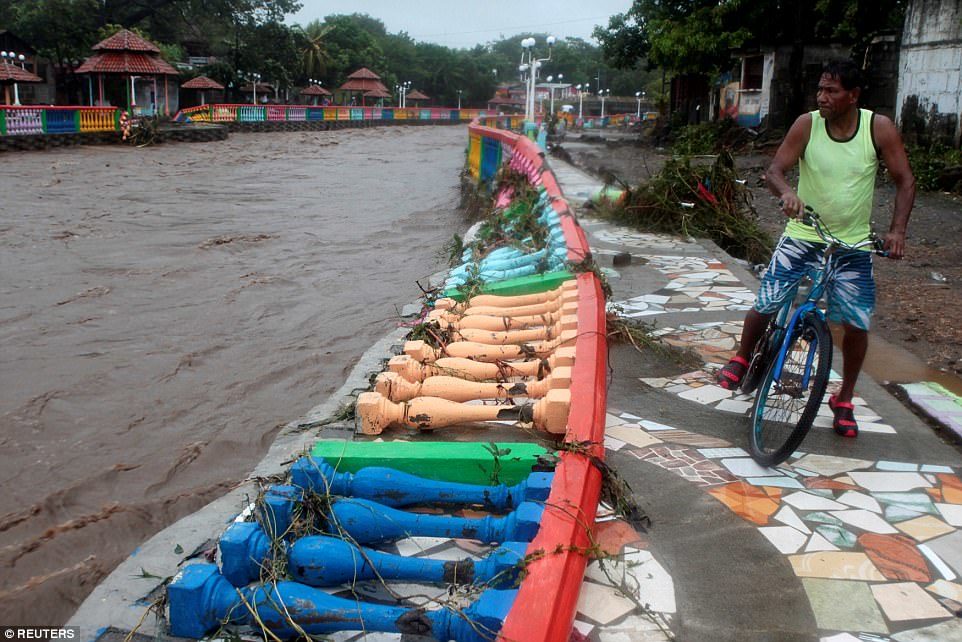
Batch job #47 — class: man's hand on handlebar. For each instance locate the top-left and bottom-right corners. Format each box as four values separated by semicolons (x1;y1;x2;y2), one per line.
882;230;906;260
778;192;804;219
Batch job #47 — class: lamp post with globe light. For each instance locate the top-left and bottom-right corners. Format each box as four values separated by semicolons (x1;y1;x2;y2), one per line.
599;88;611;118
1;51;27;105
519;36;555;122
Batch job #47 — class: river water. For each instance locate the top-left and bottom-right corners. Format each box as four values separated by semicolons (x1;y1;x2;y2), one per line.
0;125;468;624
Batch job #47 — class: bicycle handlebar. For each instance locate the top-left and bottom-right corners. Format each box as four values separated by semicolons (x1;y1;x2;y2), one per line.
779;202;891;257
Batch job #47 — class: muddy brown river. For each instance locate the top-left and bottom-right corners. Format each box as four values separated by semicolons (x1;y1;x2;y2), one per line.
0;125;468;624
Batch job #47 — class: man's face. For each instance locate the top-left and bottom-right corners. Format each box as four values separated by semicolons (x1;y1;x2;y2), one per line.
816;73;859;120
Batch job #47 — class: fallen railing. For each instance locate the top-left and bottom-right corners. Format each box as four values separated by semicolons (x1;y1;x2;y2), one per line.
467;116;607;642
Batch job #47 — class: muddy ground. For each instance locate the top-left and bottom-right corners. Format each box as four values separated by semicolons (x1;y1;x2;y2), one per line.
557;135;962;379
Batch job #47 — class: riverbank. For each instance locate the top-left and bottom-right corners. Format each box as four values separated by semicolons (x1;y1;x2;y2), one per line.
556;135;962;383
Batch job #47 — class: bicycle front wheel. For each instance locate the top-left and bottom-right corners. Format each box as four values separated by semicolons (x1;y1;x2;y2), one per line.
749;314;832;467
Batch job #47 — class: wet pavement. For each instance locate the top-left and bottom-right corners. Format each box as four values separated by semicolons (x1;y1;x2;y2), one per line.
550;154;962;641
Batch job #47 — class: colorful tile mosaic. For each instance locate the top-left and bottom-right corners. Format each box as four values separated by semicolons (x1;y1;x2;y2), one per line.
639;363;897;435
577;514;674;642
609;256;755;318
589;227;694;251
620;411;961;637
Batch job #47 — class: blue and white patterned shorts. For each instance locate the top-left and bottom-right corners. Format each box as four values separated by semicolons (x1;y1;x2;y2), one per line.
755;236;875;331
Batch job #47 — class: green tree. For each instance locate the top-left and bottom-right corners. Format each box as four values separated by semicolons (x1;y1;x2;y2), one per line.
595;0;907;75
300;19;332;80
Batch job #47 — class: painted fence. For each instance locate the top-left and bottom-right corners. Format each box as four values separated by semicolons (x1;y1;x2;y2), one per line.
174;104;489;124
466;116;608;642
0;106;118;136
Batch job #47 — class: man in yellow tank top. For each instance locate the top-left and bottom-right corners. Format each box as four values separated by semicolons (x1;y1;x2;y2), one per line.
717;60;916;437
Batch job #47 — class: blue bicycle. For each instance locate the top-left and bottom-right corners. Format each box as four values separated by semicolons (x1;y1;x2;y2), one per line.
741;207;888;466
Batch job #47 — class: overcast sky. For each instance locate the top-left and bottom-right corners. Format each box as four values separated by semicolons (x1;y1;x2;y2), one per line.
290;1;633;49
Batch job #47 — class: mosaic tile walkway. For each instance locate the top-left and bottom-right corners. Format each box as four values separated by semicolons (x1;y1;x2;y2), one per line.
642;321;898;435
610;255;756;317
571;506;675;641
604;411;962;640
587;226;695;252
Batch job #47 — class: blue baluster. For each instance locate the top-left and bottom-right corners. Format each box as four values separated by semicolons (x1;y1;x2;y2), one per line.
259;484;300;539
329;498;543;545
290;457;552;509
219;521;273;586
288;536;527;588
219;520;528;587
168;563;516;641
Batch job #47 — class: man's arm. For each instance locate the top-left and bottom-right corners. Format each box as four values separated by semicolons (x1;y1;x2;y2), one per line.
873;114;916;259
766;113;812;218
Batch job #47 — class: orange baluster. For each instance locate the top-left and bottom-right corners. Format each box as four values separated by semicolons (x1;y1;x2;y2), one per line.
374;366;571;402
356;389;570;435
434;280;577;311
427;308;566;331
462;295;578;318
451;314;577;345
388;347;576;382
404;330;577;363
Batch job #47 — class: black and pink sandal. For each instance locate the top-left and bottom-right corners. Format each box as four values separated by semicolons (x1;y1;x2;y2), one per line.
716;356;749;391
829;394;859;438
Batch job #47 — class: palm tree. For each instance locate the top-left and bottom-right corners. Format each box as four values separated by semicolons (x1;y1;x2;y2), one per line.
299;19;332;80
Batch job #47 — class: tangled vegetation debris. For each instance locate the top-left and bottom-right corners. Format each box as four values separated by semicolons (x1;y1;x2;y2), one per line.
594;152;774;265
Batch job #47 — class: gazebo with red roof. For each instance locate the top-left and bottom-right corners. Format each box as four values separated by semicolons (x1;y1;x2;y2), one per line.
181;75;223;106
300;83;331;105
363;87;391;107
75;29;180;115
336;67;389;106
405;89;430;106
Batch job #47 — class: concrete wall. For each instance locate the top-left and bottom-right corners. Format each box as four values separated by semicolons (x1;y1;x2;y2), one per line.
897;0;962;146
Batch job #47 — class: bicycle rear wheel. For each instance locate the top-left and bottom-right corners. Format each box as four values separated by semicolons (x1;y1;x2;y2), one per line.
749;314;832;466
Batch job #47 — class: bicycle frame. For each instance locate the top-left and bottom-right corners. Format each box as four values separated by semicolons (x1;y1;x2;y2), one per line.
765;208;880;391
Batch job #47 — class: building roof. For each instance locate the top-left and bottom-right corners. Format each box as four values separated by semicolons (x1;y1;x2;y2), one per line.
363;87;391;98
347;67;381;80
301;84;331;96
181;75;223;90
406;89;430;101
0;60;42;83
92;29;161;53
75;51;179;75
338;77;389;93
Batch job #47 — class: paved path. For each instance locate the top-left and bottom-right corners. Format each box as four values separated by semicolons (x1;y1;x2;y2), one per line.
550;155;962;642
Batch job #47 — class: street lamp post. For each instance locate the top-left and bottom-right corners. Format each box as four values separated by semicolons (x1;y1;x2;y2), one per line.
457;89;462;110
576;84;584;121
245;72;261;104
635;91;642;118
2;51;26;105
519;36;555;122
546;73;563;116
599;88;610;118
